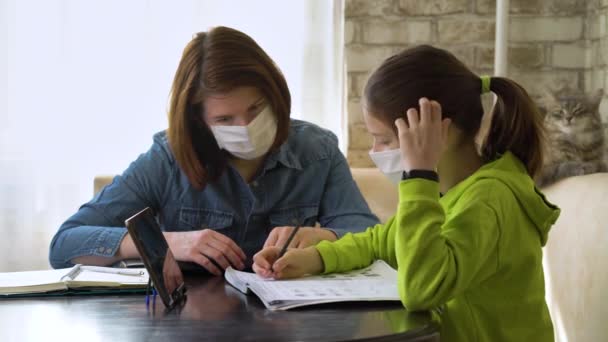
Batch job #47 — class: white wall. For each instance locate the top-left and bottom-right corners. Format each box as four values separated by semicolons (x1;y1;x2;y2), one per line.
0;0;344;271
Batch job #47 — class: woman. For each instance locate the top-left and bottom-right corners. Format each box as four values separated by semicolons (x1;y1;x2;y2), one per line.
49;26;378;275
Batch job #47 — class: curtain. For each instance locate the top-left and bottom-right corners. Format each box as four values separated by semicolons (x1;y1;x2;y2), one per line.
0;0;345;271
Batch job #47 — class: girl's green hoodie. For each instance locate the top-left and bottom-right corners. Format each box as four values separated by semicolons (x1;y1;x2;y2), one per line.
316;152;560;342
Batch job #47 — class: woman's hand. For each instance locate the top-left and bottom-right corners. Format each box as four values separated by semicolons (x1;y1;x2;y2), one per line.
164;230;247;276
263;226;337;249
253;246;324;279
395;98;451;172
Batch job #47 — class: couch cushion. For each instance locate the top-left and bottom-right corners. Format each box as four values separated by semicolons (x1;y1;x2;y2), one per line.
94;175;115;195
542;172;608;342
350;168;398;222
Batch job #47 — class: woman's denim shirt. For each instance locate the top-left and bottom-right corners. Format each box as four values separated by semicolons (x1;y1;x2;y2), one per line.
49;120;379;269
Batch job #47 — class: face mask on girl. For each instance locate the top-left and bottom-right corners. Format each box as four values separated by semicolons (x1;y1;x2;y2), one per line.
210;105;277;160
368;148;404;184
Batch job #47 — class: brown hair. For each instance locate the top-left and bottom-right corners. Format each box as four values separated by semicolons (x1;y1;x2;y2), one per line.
363;45;544;177
167;26;291;190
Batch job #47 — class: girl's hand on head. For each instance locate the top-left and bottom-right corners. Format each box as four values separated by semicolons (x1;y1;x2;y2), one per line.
395;98;451;172
253;246;324;279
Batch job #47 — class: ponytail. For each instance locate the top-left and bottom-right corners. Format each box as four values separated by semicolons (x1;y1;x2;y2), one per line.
481;77;545;177
361;45;545;177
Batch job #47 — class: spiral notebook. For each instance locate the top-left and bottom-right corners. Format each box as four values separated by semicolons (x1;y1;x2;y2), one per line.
225;260;400;310
0;265;149;297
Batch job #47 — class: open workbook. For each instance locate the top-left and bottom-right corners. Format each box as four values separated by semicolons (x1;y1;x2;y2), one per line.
224;260;400;310
0;265;149;297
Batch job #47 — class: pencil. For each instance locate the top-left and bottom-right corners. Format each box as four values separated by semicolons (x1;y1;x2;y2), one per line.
278;224;301;259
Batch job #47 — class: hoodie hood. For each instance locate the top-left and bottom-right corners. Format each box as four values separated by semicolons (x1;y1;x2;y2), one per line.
445;152;560;246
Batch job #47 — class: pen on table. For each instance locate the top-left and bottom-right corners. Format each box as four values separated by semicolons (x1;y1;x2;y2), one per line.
82;265;145;276
145;278;152;306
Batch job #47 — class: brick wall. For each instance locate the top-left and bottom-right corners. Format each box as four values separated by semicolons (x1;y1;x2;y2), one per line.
345;0;608;167
588;0;608;137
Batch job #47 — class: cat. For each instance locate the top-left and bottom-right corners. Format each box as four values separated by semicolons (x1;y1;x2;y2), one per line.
536;88;607;187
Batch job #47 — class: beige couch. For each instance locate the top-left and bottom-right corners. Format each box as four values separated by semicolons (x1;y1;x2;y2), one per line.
540;173;608;342
95;170;607;341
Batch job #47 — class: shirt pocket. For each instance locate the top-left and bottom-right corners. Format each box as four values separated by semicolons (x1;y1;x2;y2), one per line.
179;207;234;231
269;205;319;228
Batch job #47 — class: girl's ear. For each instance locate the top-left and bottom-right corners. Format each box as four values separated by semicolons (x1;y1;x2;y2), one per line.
445;125;466;151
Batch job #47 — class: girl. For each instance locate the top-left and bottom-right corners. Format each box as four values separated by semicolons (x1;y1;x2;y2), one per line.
49;26;378;274
253;45;560;342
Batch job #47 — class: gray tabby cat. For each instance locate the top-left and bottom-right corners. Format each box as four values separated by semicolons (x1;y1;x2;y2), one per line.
537;88;607;187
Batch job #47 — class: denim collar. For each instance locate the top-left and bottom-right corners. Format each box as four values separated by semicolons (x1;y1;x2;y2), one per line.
264;141;303;171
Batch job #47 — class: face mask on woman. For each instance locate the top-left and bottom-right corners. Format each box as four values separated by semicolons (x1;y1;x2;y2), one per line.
369;148;404;184
210;105;277;160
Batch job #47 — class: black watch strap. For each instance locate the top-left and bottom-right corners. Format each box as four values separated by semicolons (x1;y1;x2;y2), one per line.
401;169;439;182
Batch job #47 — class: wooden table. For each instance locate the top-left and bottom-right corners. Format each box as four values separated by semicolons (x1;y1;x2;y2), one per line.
0;275;440;341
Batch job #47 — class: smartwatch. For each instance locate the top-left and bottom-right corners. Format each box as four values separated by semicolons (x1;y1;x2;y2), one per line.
401;169;439;182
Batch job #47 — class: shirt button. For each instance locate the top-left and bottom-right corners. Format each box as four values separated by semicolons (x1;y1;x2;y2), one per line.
105;248;113;255
97;247;104;253
251;181;258;187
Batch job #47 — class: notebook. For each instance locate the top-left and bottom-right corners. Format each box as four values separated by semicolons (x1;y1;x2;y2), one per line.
224;260;400;310
0;264;149;296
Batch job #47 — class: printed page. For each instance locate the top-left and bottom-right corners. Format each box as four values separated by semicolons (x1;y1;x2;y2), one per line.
301;259;397;282
250;278;399;302
225;267;261;294
247;260;399;306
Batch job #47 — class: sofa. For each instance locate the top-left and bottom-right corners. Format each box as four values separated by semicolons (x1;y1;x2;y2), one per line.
94;169;608;341
539;173;608;342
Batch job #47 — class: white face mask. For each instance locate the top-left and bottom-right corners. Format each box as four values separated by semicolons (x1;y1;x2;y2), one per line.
369;148;403;184
210;105;278;160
